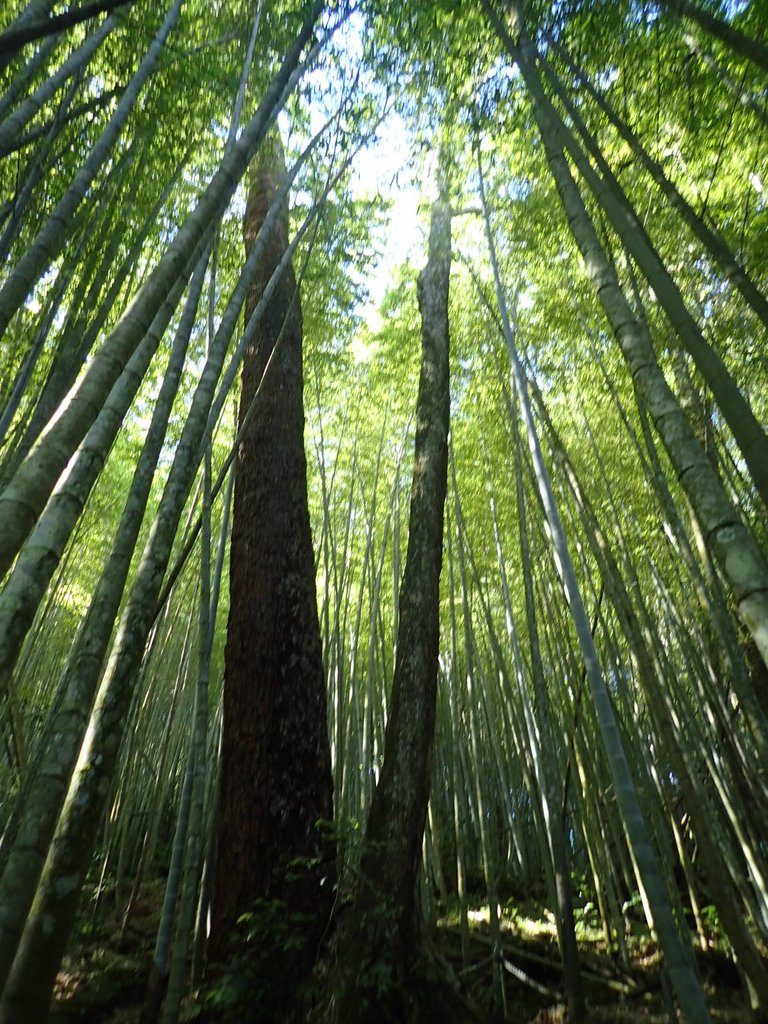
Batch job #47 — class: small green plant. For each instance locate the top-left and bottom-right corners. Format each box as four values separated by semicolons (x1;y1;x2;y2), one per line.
201;898;320;1023
574;899;602;941
700;904;721;938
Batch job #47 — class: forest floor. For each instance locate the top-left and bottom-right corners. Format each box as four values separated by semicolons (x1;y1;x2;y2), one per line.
49;881;754;1023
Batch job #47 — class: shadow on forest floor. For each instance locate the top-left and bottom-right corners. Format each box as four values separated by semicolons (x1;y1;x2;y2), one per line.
49;883;754;1023
436;900;752;1023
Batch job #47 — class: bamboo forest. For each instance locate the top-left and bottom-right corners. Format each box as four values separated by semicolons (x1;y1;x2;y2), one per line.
1;0;767;1021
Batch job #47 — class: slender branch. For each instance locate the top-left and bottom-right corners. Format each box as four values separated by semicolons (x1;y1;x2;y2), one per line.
0;0;135;57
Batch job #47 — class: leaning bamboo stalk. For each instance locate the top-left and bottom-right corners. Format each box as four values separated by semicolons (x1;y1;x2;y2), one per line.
505;388;585;1019
0;34;58;123
542;369;768;1001
119;639;190;938
546;35;768;332
449;462;507;1013
0;0;183;337
482;0;768;672
0;1;326;578
0;162;335;1020
682;30;768;125
0;12;117;156
657;0;768;72
0;261;201;704
0;230;89;457
9;152;187;469
0;86;119;160
443;553;471;967
144;462;211;1024
579;392;768;806
0;247;206;987
0;74;82;263
477;138;712;1022
580;323;765;746
521;30;768;506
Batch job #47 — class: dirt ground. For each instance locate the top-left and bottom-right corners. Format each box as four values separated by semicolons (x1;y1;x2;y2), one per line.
49;886;755;1023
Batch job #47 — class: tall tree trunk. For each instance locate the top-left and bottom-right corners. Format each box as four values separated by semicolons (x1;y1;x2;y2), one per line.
336;177;452;1023
0;108;322;1021
208;131;334;1017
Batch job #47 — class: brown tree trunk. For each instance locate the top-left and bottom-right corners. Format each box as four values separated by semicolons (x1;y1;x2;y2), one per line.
208;132;334;1011
336;183;452;1023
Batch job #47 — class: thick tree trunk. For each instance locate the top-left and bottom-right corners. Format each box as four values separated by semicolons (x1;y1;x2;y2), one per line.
0;93;321;1016
336;184;451;1023
208;133;334;1011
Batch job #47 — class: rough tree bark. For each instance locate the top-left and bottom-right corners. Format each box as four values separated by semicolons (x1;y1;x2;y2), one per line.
208;131;334;1014
336;178;452;1023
